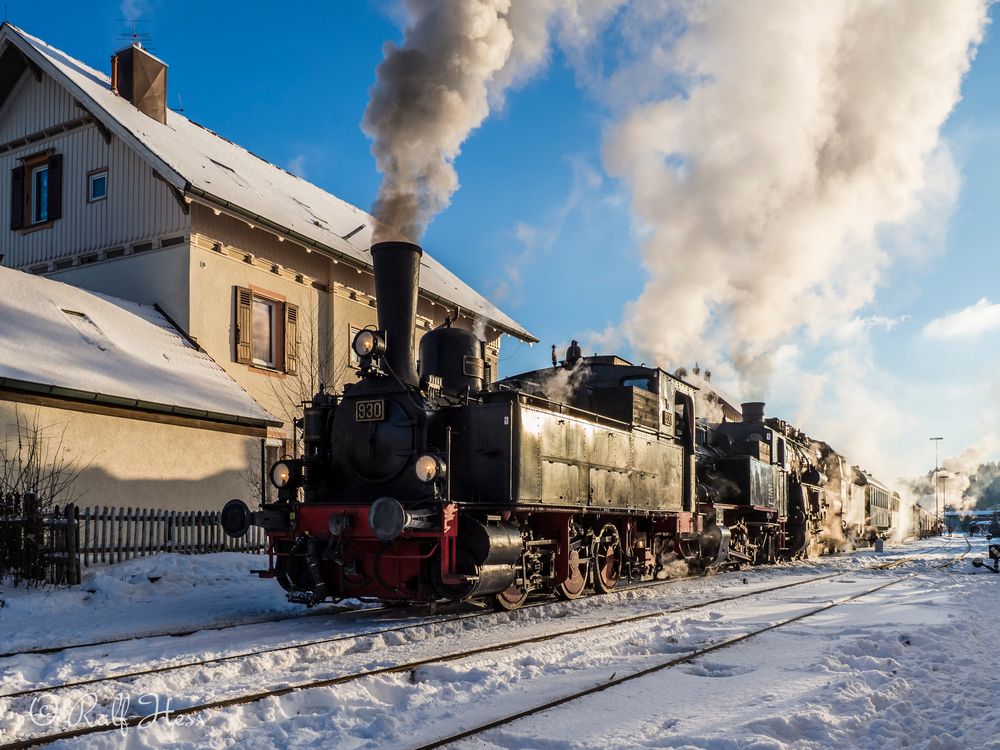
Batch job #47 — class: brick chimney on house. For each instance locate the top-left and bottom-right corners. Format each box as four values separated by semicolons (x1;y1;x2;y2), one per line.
111;44;167;124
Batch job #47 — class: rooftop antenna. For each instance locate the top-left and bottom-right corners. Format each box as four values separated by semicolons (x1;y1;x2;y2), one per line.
116;19;154;51
170;92;185;114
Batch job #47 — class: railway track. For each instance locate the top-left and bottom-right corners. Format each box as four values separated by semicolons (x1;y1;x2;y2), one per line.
0;537;959;750
0;558;821;701
0;539;936;701
0;534;936;666
413;537;971;750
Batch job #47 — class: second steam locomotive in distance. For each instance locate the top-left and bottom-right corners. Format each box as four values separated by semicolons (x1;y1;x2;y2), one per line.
222;240;929;610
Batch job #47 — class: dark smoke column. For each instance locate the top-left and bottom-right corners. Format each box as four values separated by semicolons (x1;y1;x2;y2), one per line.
361;1;516;241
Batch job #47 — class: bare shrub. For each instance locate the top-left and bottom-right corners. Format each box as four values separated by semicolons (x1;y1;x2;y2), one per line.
0;408;88;585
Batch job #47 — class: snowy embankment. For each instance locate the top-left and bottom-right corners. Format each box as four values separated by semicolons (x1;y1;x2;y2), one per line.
1;537;997;749
0;552;305;654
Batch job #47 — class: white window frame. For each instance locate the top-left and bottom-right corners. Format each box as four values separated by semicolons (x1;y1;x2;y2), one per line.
251;296;279;369
30;164;49;224
349;325;362;367
88;170;108;202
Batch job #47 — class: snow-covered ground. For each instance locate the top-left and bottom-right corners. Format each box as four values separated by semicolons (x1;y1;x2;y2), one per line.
0;553;314;655
1;536;997;749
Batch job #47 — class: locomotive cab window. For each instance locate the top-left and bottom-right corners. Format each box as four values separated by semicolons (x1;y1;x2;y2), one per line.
622;376;655;392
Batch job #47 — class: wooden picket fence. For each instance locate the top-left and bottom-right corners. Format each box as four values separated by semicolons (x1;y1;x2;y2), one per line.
77;506;266;568
0;494;79;586
1;498;266;586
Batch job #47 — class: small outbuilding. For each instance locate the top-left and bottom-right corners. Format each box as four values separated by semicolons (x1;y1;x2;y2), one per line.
0;265;280;511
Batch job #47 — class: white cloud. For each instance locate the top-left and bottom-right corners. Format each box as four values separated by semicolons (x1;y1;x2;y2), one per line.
859;314;911;332
491;155;605;306
922;297;1000;338
120;0;150;22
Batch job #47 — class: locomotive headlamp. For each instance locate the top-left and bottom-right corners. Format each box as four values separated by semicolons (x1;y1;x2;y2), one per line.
353;329;385;358
270;461;292;488
415;454;446;482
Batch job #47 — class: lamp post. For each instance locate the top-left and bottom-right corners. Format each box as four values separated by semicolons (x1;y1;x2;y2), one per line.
930;437;943;535
939;472;949;535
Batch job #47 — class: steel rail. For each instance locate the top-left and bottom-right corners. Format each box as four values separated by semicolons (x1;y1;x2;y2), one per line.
0;602;375;660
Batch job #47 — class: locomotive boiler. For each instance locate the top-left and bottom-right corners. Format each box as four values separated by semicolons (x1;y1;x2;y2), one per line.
221;241;728;609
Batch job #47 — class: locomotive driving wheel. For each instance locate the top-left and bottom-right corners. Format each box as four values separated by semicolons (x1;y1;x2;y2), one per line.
593;523;622;594
493;584;529;611
556;544;588;600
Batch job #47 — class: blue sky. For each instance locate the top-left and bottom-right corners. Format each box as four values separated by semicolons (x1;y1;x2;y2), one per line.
14;1;1000;483
9;1;637;372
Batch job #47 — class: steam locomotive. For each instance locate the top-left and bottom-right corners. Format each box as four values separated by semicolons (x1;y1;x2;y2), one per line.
221;240;916;610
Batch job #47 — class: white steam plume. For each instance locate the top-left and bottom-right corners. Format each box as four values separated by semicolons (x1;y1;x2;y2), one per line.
362;0;623;241
600;1;988;397
902;434;1000;515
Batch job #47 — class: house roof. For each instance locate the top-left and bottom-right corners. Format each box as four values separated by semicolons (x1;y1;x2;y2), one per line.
0;266;280;427
0;24;537;343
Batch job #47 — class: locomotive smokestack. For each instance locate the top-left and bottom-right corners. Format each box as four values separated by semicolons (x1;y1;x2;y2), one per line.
371;240;422;386
742;402;765;424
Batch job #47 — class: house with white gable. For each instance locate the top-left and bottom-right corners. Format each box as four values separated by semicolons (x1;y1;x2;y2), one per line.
0;23;535;504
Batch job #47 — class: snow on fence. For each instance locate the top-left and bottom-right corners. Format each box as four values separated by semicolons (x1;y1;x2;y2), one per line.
1;497;266;586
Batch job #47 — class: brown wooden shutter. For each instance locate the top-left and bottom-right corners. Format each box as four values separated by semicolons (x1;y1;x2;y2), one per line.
235;286;253;364
10;165;24;230
47;154;63;221
284;303;299;375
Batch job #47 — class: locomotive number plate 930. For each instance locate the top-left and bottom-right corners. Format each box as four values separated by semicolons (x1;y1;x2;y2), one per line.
355;399;385;422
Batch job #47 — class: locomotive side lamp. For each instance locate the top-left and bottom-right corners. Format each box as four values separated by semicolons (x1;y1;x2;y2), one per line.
415;454;447;482
269;459;302;502
353;329;386;359
270;461;293;488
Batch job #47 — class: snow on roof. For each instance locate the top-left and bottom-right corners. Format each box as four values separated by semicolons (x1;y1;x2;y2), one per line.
0;266;279;426
2;24;537;343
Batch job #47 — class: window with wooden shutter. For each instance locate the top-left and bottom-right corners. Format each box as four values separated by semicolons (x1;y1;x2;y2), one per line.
285;303;299;375
235;286;253;364
10;165;23;230
14;152;60;229
46;153;63;221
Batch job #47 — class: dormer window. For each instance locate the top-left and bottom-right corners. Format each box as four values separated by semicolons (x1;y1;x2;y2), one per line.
10;153;62;231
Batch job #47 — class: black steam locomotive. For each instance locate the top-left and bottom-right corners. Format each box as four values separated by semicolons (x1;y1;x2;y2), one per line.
222;240;907;610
